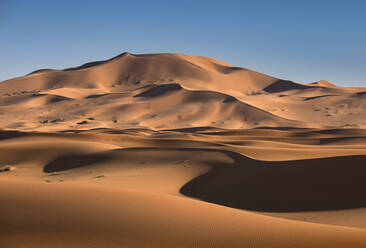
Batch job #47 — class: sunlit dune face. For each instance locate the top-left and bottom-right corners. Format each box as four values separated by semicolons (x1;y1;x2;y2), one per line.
1;53;366;248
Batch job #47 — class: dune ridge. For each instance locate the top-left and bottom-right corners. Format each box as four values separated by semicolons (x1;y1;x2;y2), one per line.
1;52;365;130
1;52;366;247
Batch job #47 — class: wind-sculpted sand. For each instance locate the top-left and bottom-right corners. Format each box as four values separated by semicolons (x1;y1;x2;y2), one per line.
1;53;366;247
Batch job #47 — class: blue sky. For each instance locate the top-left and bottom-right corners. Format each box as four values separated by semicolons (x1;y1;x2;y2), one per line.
0;0;365;86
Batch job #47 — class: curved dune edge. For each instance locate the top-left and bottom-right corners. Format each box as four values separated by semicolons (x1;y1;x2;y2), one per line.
180;151;366;212
2;130;366;228
1;179;366;248
1;52;366;246
0;52;365;130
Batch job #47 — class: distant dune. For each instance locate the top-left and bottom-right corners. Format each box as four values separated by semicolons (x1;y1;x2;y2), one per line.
1;53;366;247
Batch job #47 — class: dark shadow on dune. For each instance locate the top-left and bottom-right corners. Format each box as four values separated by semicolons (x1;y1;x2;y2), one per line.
41;146;366;212
102;128;156;134
0;131;34;141
223;96;237;103
85;92;128;99
356;92;366;97
263;80;314;93
253;126;311;131
85;93;110;99
318;136;366;144
160;126;222;133
180;149;366;212
304;94;338;101
64;61;105;71
27;69;55;75
58;127;157;134
30;93;46;98
307;128;366;136
49;96;70;103
63;52;130;71
43;153;110;173
58;129;88;134
212;63;245;74
27;52;130;75
133;83;182;98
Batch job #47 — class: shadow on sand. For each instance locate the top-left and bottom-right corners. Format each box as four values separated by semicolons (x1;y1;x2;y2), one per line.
42;146;366;212
180;150;366;212
44;153;111;173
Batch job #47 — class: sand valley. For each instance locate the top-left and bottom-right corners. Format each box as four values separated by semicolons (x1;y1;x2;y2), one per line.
1;53;366;247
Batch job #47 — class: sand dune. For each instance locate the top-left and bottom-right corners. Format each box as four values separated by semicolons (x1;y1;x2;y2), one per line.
1;53;365;130
2;179;366;248
1;52;366;247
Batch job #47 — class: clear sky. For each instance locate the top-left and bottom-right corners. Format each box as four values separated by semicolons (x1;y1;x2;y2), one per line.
1;0;365;86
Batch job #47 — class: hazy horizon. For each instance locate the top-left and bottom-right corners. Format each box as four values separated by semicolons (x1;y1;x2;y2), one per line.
1;0;365;87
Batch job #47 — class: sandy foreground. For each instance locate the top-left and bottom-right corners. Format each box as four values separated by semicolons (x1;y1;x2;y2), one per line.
1;53;366;247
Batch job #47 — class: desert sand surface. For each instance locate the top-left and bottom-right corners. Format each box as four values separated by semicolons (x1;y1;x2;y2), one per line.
1;53;366;247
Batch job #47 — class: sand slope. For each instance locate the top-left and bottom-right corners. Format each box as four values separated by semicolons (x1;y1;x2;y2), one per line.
1;52;365;130
1;53;366;247
2;179;366;248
